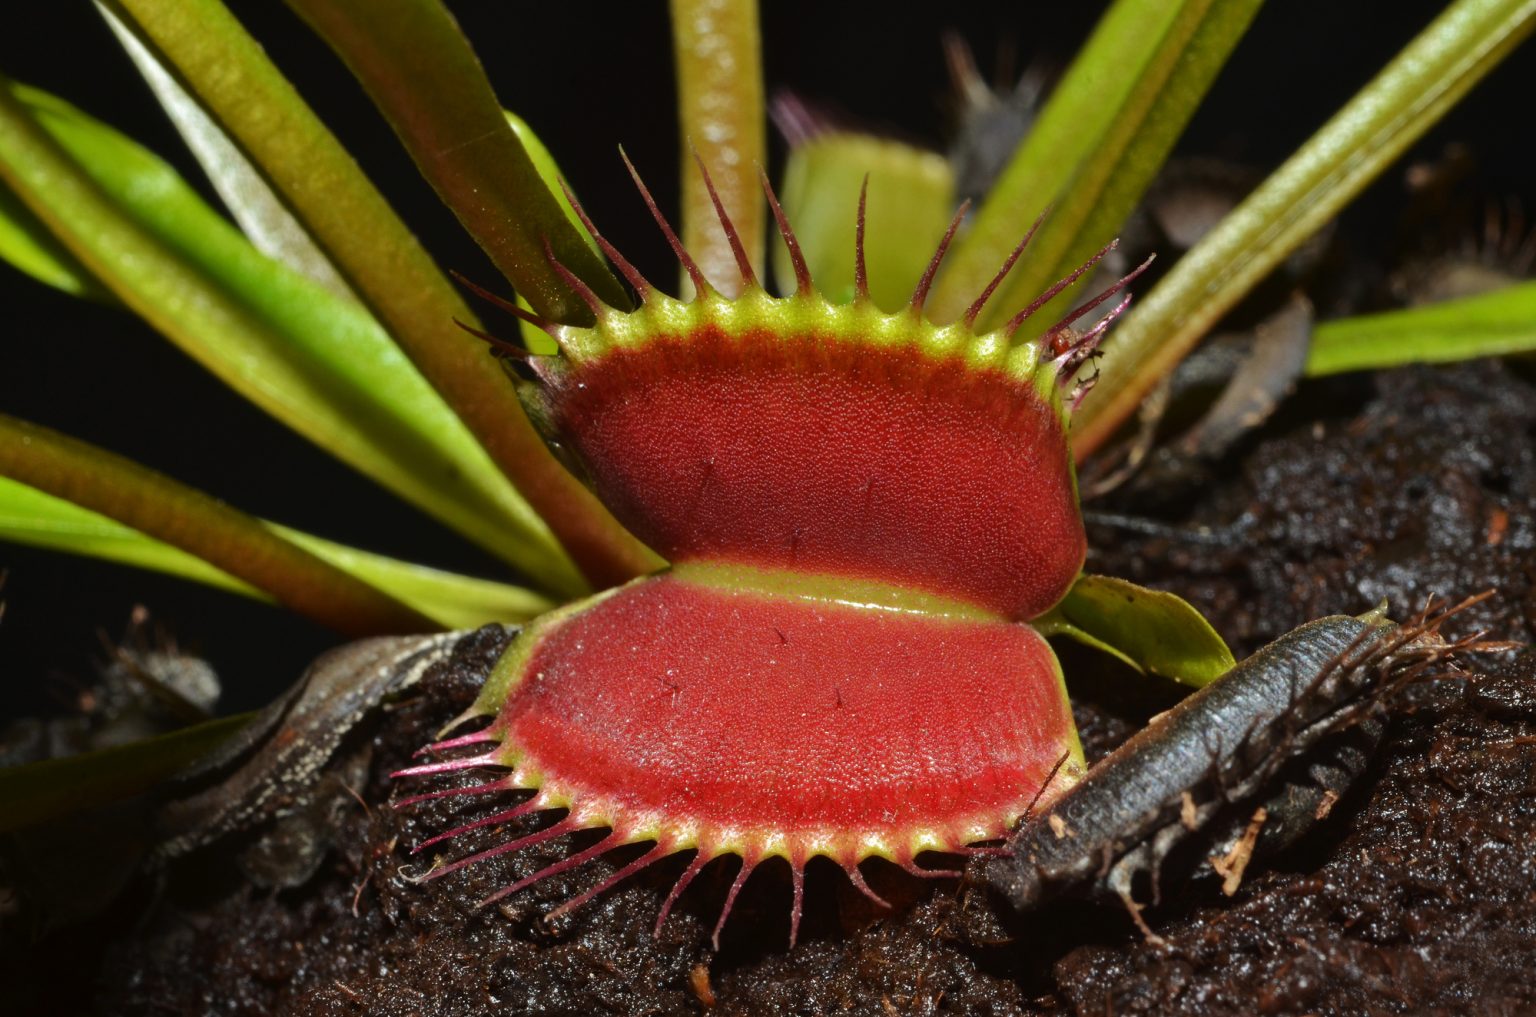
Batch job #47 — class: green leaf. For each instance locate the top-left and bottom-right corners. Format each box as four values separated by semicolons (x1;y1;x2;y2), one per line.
670;0;767;295
1307;280;1536;376
0;477;554;628
0;413;435;636
95;0;355;301
504;110;594;357
0;181;114;301
0;713;252;834
505;111;601;262
1074;0;1536;458
283;0;627;322
0;80;587;595
107;0;654;590
931;0;1263;329
0;476;259;598
772;133;955;311
275;527;553;627
1036;573;1235;687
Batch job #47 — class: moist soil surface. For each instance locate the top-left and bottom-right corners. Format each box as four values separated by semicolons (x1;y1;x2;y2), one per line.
8;361;1536;1015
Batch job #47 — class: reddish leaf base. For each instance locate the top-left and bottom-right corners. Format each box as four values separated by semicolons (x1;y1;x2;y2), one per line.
399;572;1083;945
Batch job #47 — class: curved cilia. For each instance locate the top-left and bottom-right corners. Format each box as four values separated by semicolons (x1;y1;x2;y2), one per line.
396;165;1147;948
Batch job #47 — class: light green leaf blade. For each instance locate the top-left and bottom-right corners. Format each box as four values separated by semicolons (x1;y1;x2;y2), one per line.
505;111;601;262
931;0;1262;329
0;80;583;594
0;477;554;628
503;110;596;357
772;134;955;311
0;182;113;301
0;413;434;636
1074;0;1536;458
1037;573;1235;688
1307;280;1536;376
0;476;260;599
275;527;553;627
95;0;355;301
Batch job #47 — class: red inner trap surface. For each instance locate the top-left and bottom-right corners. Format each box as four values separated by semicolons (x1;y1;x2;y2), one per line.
545;328;1084;621
498;574;1078;852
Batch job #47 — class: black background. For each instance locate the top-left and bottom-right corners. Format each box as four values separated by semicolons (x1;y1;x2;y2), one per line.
1;1;1532;717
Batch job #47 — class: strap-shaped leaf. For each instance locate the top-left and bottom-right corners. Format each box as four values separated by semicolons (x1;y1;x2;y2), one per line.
106;0;654;589
931;0;1262;329
0;81;585;595
0;713;253;834
0;477;257;598
0;414;433;637
283;0;628;321
772;134;955;310
0;477;553;628
95;0;354;301
1074;0;1536;458
1307;280;1536;376
503;110;598;357
1036;573;1235;688
670;0;767;295
0;182;113;301
275;527;554;628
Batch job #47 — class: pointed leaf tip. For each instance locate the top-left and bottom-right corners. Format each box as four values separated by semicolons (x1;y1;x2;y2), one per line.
1037;573;1235;688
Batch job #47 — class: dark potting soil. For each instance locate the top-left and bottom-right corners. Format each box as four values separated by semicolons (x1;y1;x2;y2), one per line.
11;361;1536;1015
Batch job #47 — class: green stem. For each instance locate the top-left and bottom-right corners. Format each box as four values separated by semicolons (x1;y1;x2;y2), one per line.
107;0;655;590
0;414;435;636
1073;0;1536;458
670;0;766;296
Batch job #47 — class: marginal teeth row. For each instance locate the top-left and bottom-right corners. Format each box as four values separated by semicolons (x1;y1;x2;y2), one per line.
456;156;1147;401
393;758;1005;948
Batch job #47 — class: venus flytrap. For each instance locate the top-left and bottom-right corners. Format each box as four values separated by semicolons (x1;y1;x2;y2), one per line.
396;173;1137;947
0;0;1532;952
